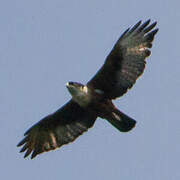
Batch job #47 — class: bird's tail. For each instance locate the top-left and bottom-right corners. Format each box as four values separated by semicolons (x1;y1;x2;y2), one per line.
107;109;136;132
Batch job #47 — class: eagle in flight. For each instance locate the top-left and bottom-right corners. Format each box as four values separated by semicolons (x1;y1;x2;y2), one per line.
17;19;158;159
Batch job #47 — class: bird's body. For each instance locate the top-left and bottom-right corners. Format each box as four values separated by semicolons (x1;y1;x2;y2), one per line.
17;20;158;159
66;82;136;132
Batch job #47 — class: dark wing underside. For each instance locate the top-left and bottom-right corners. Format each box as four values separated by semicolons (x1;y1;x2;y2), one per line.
17;100;97;159
88;20;158;99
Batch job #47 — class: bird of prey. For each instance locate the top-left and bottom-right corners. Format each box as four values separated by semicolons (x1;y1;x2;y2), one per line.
17;19;158;159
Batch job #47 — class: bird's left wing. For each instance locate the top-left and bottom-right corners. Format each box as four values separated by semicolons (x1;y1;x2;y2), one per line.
88;20;158;99
17;100;97;159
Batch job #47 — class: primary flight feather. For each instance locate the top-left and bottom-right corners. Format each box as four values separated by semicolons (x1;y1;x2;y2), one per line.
17;19;158;159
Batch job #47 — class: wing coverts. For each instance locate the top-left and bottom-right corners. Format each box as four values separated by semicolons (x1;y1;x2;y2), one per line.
88;19;158;99
17;101;97;159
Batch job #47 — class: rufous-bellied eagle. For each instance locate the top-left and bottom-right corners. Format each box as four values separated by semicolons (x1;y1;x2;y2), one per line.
17;19;158;159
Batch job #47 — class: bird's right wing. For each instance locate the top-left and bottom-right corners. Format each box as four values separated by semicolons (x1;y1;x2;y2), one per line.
88;20;158;99
17;100;97;159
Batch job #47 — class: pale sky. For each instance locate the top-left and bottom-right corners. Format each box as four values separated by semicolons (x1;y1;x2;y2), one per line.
1;0;179;179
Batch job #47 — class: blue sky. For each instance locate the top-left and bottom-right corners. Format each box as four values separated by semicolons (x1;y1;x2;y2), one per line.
1;0;179;179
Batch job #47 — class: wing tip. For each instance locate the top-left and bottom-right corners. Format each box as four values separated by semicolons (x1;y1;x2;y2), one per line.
154;28;159;33
17;142;22;147
31;152;38;159
23;149;32;158
17;136;28;147
144;21;158;34
137;20;142;24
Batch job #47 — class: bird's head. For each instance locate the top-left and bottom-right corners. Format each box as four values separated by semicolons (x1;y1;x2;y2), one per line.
66;82;90;106
66;82;88;95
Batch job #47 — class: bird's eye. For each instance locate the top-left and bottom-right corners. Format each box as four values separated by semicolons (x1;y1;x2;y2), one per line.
69;82;74;85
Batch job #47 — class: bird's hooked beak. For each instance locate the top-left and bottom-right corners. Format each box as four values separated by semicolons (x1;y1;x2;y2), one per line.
66;82;75;94
66;82;78;90
66;81;88;96
66;82;71;88
66;82;88;95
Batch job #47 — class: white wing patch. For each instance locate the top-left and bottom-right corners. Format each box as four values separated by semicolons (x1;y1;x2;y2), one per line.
94;89;104;95
127;44;148;55
112;112;121;121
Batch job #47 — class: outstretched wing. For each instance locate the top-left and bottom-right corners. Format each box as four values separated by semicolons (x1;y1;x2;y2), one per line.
88;20;158;99
17;100;97;159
